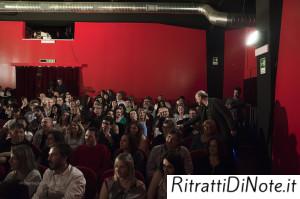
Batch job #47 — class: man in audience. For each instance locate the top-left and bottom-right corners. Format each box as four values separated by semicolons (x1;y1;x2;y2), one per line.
71;128;112;177
97;116;119;154
147;129;193;180
32;117;53;150
32;143;86;199
55;79;66;94
225;87;245;128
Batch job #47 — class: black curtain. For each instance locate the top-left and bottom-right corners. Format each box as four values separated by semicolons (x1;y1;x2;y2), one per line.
16;66;80;100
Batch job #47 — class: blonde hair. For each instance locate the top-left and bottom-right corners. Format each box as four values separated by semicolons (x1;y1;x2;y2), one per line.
114;152;135;181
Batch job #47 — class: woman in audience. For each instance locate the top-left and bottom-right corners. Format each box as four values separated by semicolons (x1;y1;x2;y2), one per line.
147;151;185;199
1;145;41;198
58;111;71;134
99;152;146;199
65;121;85;149
126;121;149;155
49;104;61;125
173;104;189;123
200;137;233;174
190;119;219;151
116;134;146;175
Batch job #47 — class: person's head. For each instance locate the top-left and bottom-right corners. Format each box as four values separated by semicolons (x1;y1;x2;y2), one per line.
160;151;185;176
114;153;135;180
115;108;123;118
233;87;241;98
56;97;64;106
93;104;103;116
101;116;113;132
195;90;208;105
85;128;97;147
57;79;63;86
176;104;185;115
158;107;169;118
47;130;65;148
116;91;124;101
188;108;197;119
41;117;53;130
203;119;218;136
162;118;175;135
127;121;144;138
120;134;138;153
165;129;181;150
9;145;36;176
143;97;152;109
138;108;147;121
10;123;25;144
48;144;72;171
129;110;138;121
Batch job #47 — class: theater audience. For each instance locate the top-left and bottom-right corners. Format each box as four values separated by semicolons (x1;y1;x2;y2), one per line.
99;152;146;199
32;143;86;199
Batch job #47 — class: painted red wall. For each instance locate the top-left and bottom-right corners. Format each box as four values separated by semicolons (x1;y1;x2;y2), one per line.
223;28;256;99
0;21;206;101
272;0;300;174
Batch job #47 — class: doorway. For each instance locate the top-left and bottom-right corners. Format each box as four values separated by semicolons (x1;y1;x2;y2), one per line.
16;66;80;99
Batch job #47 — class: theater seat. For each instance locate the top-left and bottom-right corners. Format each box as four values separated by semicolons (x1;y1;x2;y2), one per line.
190;149;207;174
77;166;97;199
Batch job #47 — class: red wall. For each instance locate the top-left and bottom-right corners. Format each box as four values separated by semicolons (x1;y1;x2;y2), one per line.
272;0;300;174
223;28;256;99
0;21;206;101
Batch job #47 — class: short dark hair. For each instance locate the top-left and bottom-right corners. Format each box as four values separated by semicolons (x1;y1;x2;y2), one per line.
52;143;72;160
48;130;65;144
102;116;113;125
160;151;185;175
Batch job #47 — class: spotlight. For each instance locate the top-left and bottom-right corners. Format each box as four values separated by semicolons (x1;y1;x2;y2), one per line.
246;30;260;46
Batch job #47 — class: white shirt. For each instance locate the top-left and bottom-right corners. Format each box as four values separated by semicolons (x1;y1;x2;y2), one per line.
32;165;86;199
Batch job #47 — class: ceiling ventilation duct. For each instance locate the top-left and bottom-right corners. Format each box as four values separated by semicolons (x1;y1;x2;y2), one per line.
0;1;255;27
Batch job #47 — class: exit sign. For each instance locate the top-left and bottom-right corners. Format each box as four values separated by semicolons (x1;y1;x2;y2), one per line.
40;59;56;63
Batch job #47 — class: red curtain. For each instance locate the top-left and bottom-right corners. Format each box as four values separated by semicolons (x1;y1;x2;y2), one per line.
16;66;80;100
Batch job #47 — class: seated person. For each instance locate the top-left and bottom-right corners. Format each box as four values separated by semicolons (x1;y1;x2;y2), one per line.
147;151;185;199
0;123;40;164
39;129;65;167
115;134;146;176
32;143;86;199
147;129;193;180
71;128;112;178
197;137;234;175
1;145;41;198
125;121;149;155
190;119;220;151
99;152;146;199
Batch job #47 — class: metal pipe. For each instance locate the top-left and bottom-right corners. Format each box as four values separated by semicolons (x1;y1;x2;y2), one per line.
0;1;255;27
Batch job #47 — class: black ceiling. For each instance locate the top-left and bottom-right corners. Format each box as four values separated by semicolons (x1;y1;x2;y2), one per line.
0;0;255;29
